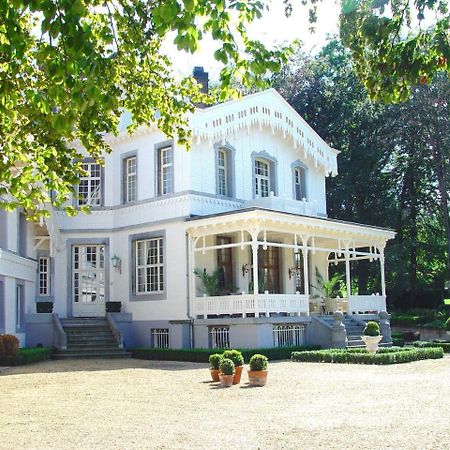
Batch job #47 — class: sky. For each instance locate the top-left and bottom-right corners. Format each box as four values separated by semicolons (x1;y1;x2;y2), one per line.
162;0;340;81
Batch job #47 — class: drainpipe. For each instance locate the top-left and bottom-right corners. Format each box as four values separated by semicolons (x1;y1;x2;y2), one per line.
186;232;195;349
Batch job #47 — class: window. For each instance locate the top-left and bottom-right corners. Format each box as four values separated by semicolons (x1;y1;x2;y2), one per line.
210;326;230;349
124;156;137;203
293;250;304;293
218;149;228;196
157;146;174;195
152;328;169;348
273;324;305;347
38;256;50;296
135;238;164;294
255;159;270;198
78;162;102;206
294;166;307;200
216;236;233;290
16;283;24;331
18;212;27;256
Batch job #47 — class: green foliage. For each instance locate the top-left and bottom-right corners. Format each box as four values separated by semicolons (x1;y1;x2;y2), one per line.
446;316;450;331
208;353;223;369
0;347;53;366
249;354;268;371
311;267;344;299
193;269;220;296
219;357;235;375
132;345;320;363
222;349;244;367
364;321;380;336
390;309;448;329
412;340;450;353
291;347;444;364
0;1;294;217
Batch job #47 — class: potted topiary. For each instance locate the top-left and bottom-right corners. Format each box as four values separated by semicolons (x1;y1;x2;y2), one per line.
218;358;235;387
247;354;268;386
209;353;223;382
222;349;244;384
362;321;382;353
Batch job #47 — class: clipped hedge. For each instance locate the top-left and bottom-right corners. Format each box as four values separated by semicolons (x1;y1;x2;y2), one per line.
0;347;53;366
412;341;450;353
132;345;320;363
291;347;444;365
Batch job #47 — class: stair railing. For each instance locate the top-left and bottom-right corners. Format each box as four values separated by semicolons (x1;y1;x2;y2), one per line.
52;313;67;351
106;313;124;348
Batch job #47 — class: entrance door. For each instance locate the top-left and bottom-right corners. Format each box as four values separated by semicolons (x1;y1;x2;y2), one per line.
72;245;106;317
258;246;281;293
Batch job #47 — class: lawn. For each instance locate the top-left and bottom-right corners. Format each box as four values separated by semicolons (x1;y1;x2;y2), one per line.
1;358;449;449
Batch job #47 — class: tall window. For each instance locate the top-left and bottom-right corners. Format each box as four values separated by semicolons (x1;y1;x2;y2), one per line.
157;146;174;195
124;156;137;203
135;238;164;294
218;149;228;196
38;256;50;296
16;284;24;330
78;162;102;206
255;159;270;198
294;166;307;200
293;251;304;293
216;236;233;290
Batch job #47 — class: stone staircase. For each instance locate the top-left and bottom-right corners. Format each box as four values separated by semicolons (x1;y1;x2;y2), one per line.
53;317;131;359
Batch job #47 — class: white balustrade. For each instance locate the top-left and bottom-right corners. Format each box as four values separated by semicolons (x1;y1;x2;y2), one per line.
244;192;318;217
194;293;309;318
347;295;386;315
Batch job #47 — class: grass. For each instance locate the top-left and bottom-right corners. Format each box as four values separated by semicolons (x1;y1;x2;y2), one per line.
390;308;448;329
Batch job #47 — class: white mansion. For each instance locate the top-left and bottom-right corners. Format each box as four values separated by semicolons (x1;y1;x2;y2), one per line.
0;75;395;352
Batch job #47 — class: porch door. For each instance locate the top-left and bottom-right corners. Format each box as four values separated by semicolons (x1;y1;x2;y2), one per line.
258;247;281;293
72;245;106;317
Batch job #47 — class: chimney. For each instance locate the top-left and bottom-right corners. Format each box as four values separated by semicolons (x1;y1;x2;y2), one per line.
193;66;209;95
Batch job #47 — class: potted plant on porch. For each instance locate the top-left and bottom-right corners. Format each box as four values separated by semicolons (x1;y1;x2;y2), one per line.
209;353;223;382
219;358;235;387
222;349;244;384
194;269;220;296
362;321;382;353
247;354;268;386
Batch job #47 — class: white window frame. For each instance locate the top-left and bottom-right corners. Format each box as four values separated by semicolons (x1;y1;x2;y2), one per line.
218;148;228;196
158;146;173;195
294;166;307;201
16;284;24;330
124;156;137;203
38;256;50;296
135;238;164;294
78;162;102;206
255;158;270;198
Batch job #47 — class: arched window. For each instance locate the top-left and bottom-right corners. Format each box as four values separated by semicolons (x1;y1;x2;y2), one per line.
215;145;235;197
292;164;307;201
255;158;270;198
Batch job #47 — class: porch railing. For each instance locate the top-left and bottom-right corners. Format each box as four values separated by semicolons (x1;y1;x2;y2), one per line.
194;293;309;318
347;294;386;315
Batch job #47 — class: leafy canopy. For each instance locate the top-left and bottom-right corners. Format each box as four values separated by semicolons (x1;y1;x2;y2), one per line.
0;0;293;217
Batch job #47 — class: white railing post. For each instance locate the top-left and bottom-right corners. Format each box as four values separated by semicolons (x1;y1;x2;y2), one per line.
345;249;351;299
188;235;198;317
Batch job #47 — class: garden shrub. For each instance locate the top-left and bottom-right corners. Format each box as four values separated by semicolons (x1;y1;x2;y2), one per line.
249;354;268;371
0;334;20;356
208;353;223;369
219;358;235;375
412;341;450;353
291;347;444;365
132;345;320;363
364;321;380;336
0;347;52;366
222;349;244;366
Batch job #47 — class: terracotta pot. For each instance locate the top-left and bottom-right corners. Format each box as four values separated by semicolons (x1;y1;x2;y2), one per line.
233;365;243;384
210;368;220;382
248;370;268;386
219;374;234;387
361;335;383;353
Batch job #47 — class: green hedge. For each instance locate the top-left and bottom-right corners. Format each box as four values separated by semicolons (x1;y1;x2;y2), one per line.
0;347;53;366
412;341;450;353
132;345;320;363
291;347;444;365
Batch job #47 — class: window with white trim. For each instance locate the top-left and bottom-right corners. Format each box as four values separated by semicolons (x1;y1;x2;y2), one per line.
16;284;24;330
38;256;50;296
218;149;228;196
157;146;174;195
255;159;270;198
124;156;137;203
135;238;164;294
78;162;102;206
294;166;307;200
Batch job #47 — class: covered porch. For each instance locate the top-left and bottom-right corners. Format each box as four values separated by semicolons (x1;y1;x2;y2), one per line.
186;208;395;319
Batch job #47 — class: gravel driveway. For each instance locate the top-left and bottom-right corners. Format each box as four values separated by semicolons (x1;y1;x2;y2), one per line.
1;357;449;450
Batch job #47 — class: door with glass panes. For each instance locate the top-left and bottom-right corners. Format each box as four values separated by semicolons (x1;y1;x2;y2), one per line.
72;245;106;317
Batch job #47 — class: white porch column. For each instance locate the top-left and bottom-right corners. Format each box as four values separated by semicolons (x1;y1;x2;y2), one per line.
250;230;259;317
345;250;351;299
302;247;309;296
380;251;386;297
187;234;197;318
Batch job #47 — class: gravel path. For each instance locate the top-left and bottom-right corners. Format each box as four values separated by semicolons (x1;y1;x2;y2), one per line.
1;357;449;450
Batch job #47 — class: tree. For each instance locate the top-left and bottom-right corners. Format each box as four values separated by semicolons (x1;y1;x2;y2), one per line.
0;0;292;217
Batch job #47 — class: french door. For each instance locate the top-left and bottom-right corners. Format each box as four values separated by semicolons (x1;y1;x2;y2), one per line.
72;245;106;317
258;247;281;293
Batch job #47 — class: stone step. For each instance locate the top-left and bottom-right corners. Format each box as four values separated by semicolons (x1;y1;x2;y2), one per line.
68;343;121;350
65;330;113;337
53;351;131;360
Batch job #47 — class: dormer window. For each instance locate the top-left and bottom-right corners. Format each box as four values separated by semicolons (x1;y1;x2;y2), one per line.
294;166;307;200
255;159;270;198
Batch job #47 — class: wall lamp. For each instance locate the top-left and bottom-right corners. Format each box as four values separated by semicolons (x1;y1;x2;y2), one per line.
242;263;251;277
111;254;122;274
